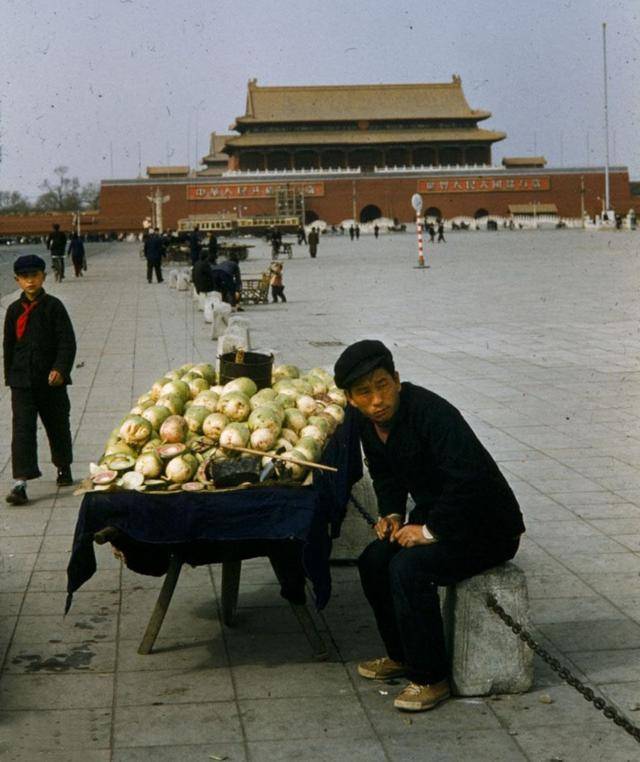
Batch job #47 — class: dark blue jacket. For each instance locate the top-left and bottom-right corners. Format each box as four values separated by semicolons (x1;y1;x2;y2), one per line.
144;234;165;264
3;290;76;388
357;382;525;545
217;259;242;291
68;237;85;261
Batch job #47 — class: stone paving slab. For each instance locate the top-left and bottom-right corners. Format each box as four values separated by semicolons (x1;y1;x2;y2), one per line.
1;231;639;759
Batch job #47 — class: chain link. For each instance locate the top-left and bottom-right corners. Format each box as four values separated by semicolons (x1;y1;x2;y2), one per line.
348;491;377;527
486;593;640;743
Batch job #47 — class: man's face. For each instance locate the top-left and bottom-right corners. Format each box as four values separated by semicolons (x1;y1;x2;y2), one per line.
15;271;45;299
346;367;401;425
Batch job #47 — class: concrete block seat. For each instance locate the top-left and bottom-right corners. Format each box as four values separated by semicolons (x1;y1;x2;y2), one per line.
443;561;533;696
203;292;223;323
167;268;179;288
209;303;233;339
176;270;191;291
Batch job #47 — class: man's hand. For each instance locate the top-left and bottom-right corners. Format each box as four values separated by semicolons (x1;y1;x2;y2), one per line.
48;370;63;386
374;515;402;541
392;525;436;548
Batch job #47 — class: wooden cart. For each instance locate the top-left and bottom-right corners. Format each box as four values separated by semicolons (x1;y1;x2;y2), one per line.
239;272;270;304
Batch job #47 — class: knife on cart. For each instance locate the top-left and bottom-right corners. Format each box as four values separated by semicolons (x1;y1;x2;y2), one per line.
221;444;338;473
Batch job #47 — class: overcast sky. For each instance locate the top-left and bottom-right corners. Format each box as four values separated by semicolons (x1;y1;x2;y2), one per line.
2;0;638;198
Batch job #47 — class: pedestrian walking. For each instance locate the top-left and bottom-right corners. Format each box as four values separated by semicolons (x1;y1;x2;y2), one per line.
355;224;360;240
144;227;165;283
4;255;77;505
349;225;355;241
437;221;446;243
428;223;436;243
269;260;286;303
374;224;380;239
46;223;67;282
271;228;282;259
189;225;202;266
208;233;219;264
67;232;86;277
308;227;319;258
296;225;307;245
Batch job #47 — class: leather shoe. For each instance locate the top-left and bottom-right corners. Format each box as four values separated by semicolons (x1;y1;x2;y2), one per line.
6;485;28;505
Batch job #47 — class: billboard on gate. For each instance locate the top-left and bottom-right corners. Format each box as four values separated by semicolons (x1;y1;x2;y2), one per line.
417;176;551;193
187;182;325;200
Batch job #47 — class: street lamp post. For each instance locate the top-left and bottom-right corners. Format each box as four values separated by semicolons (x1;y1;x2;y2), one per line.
411;193;427;269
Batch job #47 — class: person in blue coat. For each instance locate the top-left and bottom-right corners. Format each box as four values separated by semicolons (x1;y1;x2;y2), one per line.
67;232;86;277
143;228;165;283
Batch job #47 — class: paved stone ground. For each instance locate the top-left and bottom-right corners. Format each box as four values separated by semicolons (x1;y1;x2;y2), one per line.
0;229;639;760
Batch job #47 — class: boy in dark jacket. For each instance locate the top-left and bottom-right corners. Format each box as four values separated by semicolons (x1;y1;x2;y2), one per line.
3;255;77;505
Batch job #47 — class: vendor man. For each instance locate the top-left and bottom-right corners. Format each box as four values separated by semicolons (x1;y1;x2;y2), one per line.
333;340;525;712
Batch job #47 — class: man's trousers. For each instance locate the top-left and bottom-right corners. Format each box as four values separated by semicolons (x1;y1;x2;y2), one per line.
11;385;73;480
358;535;519;685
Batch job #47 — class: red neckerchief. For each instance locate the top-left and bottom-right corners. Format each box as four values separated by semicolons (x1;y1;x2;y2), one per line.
15;298;39;340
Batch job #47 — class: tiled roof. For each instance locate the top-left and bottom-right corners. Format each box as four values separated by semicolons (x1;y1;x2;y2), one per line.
503;157;547;167
235;77;492;124
224;128;506;149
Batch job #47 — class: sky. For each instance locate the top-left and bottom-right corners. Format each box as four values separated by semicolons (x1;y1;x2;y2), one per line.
1;0;638;199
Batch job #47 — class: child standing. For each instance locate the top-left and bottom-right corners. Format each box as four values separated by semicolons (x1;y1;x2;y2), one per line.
269;261;286;303
3;255;77;505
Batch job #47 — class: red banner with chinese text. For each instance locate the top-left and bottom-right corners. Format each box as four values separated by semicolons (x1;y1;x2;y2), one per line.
417;176;551;194
186;182;325;201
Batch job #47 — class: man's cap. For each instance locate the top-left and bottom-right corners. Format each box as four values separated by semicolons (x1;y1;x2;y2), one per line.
333;339;394;389
14;254;46;275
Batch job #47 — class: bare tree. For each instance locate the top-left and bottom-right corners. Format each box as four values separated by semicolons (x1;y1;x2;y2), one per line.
0;190;31;213
35;165;81;211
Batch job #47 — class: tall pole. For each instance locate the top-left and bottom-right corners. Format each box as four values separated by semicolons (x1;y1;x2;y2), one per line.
351;179;356;222
602;22;611;212
416;213;424;267
411;193;427;269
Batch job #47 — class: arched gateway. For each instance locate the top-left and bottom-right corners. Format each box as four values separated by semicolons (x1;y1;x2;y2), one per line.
360;205;382;223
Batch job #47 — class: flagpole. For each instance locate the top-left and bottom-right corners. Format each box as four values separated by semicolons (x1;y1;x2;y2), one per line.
602;22;611;213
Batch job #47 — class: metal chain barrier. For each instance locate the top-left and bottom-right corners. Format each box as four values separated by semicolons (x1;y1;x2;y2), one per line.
348;491;377;527
486;593;640;743
347;494;640;742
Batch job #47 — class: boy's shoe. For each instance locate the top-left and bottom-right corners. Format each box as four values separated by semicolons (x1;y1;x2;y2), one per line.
357;656;406;680
5;485;28;505
393;679;450;712
56;467;73;486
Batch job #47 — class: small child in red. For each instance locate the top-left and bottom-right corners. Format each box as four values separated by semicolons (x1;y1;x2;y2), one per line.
269;261;286;303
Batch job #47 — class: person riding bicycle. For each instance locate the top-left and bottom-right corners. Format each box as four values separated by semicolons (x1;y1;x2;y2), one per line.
46;223;67;282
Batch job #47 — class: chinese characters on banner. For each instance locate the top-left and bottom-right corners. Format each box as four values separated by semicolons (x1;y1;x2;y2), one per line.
186;182;325;201
417;176;551;194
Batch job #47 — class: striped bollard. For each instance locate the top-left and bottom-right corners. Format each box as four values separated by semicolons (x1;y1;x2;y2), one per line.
411;193;429;269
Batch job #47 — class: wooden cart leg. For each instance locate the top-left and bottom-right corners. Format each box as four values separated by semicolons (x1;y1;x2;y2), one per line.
137;555;183;655
221;559;242;627
290;602;329;661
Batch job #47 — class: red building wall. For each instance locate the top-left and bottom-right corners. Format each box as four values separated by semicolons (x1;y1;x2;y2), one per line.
97;169;633;231
0;169;635;236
